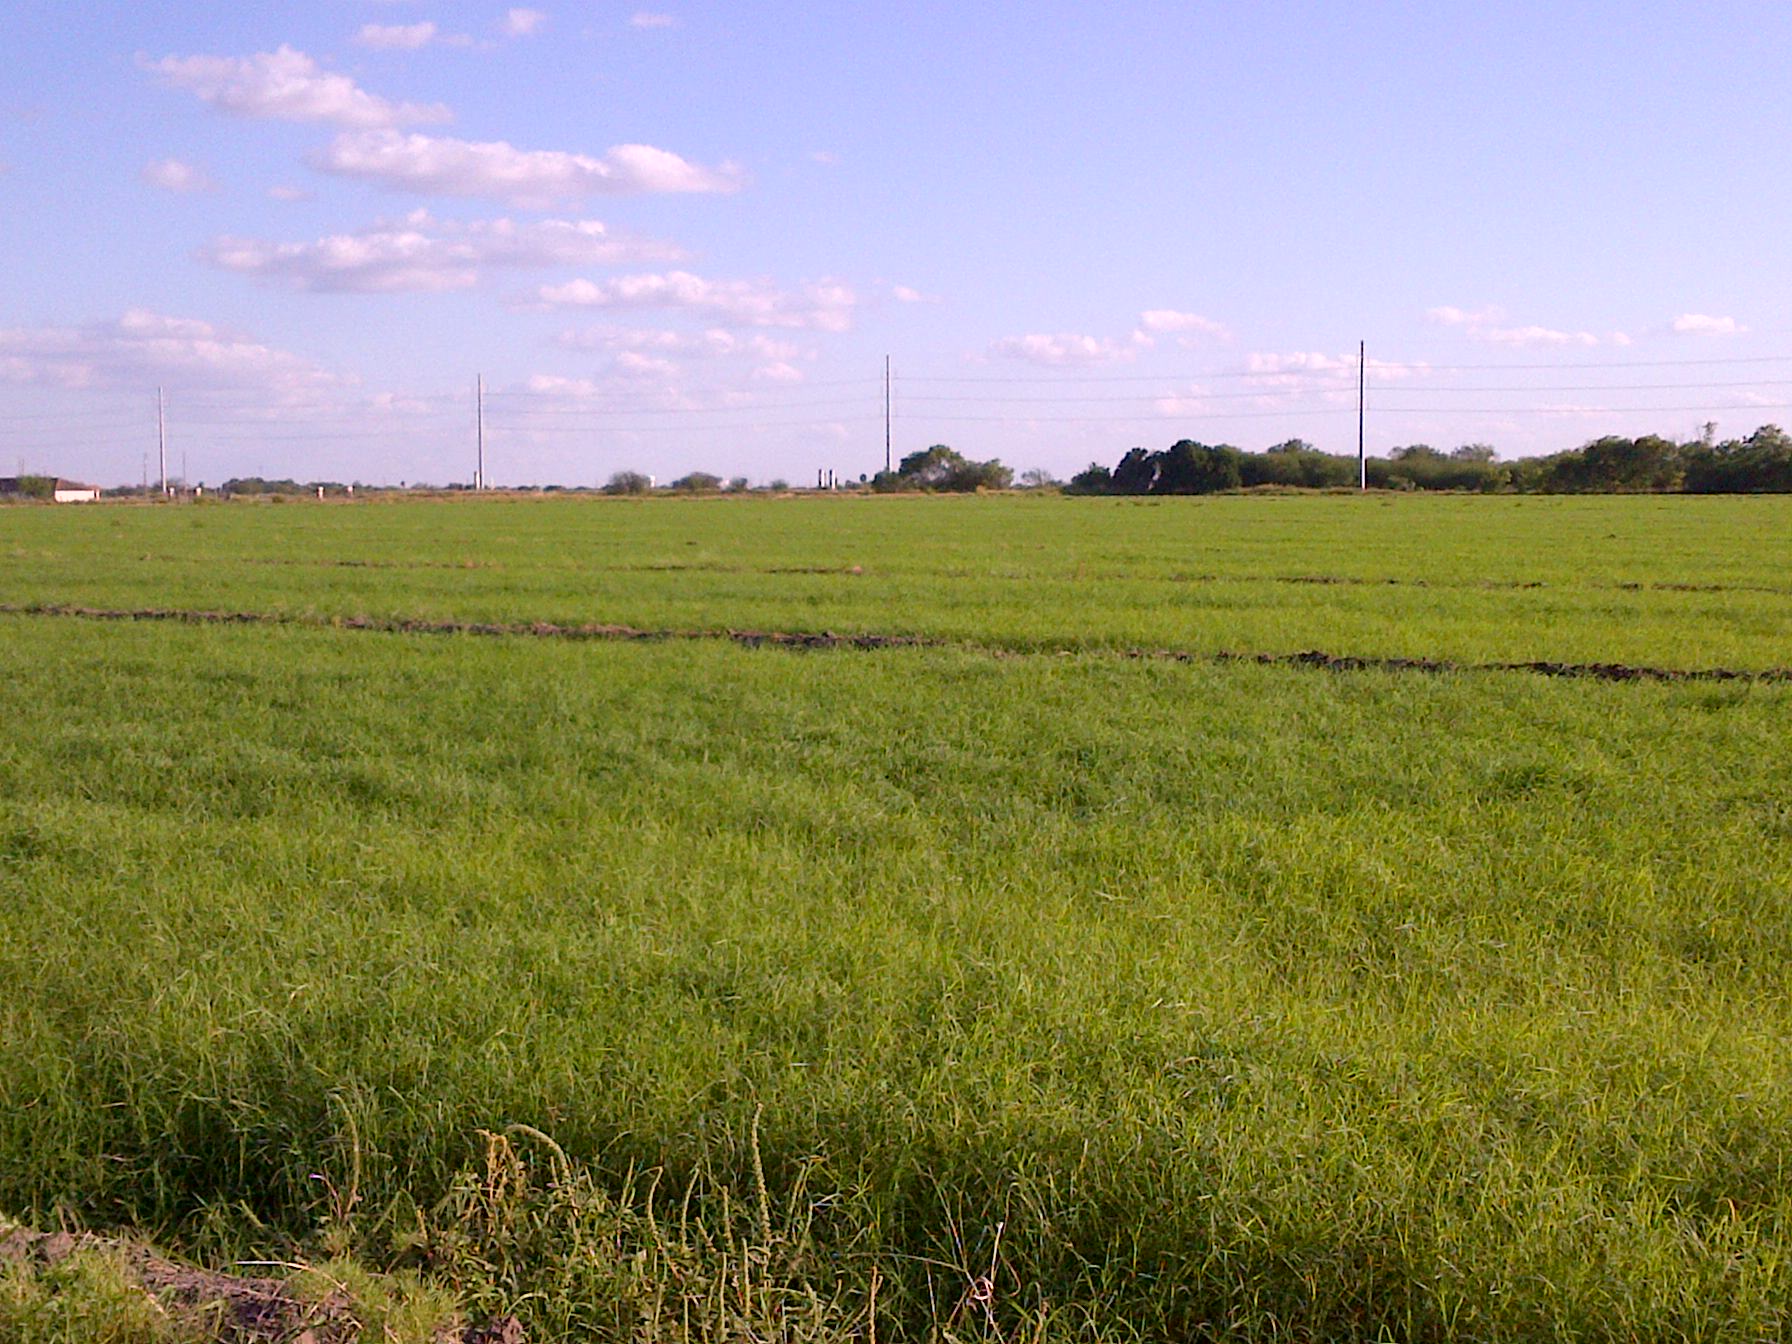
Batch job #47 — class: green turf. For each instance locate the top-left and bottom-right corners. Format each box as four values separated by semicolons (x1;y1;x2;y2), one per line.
2;494;1790;1340
3;492;1790;668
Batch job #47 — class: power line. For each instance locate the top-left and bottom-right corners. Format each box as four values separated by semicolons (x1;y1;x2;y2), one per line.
485;396;877;416
895;353;1792;384
900;408;1356;424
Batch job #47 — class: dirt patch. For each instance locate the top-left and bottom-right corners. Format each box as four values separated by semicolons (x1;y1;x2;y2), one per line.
4;601;1789;683
0;1223;521;1344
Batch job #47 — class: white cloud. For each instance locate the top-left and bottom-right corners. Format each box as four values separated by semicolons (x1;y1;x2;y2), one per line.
1483;325;1598;347
311;130;741;205
988;333;1138;366
1427;303;1598;347
267;184;313;201
1152;386;1214;416
631;12;679;28
891;284;941;305
615;350;677;378
0;309;337;392
1244;351;1426;388
1246;351;1348;374
1673;313;1746;336
558;327;804;362
502;8;547;36
809;150;840;167
1425;304;1502;328
141;157;215;193
753;361;804;383
204;211;687;293
354;22;437;49
1136;309;1228;339
145;46;451;128
537;271;856;331
524;373;600;397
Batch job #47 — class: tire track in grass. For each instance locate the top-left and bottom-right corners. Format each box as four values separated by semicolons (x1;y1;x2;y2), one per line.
7;600;1792;684
107;551;1792;596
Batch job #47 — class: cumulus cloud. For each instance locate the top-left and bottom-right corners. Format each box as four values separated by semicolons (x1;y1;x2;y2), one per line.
891;284;940;304
501;8;547;36
354;22;437;49
631;12;679;28
1246;351;1350;376
141;157;215;193
203;210;688;293
0;309;336;392
1483;324;1599;348
988;332;1138;366
991;310;1227;365
1673;313;1746;336
1427;303;1598;347
267;184;313;201
537;271;856;331
1424;305;1501;329
1135;309;1228;340
558;327;804;362
311;130;740;205
1244;351;1426;387
615;349;677;378
144;45;452;127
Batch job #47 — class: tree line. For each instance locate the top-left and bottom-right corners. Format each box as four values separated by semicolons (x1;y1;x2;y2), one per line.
1064;425;1792;494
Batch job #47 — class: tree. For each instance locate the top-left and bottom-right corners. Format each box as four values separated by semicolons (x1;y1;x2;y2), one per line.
670;472;723;493
603;470;652;495
1110;447;1158;494
895;445;968;489
1152;440;1241;494
1018;467;1059;489
887;444;1012;491
1450;443;1498;462
1064;463;1113;495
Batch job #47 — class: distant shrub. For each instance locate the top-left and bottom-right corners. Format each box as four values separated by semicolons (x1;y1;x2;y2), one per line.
603;471;652;496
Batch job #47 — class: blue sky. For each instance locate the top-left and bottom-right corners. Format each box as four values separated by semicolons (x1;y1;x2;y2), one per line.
3;1;1790;487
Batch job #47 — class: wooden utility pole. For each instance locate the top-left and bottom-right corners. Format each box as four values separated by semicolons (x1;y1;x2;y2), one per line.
157;386;167;497
1357;341;1366;491
884;355;892;474
475;374;485;490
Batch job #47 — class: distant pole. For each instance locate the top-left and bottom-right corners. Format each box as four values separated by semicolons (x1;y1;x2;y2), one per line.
157;386;167;497
476;375;485;491
883;355;892;474
1357;341;1366;491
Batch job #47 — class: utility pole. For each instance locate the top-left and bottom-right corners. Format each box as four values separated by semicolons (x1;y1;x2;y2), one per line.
883;355;892;474
1357;341;1366;491
157;386;167;497
475;375;485;491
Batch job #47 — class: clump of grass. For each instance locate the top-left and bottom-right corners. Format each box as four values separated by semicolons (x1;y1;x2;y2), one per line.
413;1124;868;1343
0;1240;200;1344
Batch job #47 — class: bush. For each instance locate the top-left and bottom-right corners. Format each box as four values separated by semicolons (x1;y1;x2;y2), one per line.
603;471;652;496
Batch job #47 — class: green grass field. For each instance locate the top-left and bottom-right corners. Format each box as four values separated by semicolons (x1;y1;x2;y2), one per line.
2;494;1790;1341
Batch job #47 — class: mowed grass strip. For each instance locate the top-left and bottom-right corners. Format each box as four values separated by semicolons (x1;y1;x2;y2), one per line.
2;615;1791;1339
4;493;1792;669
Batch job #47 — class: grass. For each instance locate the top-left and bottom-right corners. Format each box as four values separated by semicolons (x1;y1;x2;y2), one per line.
2;492;1790;668
1;493;1790;1339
